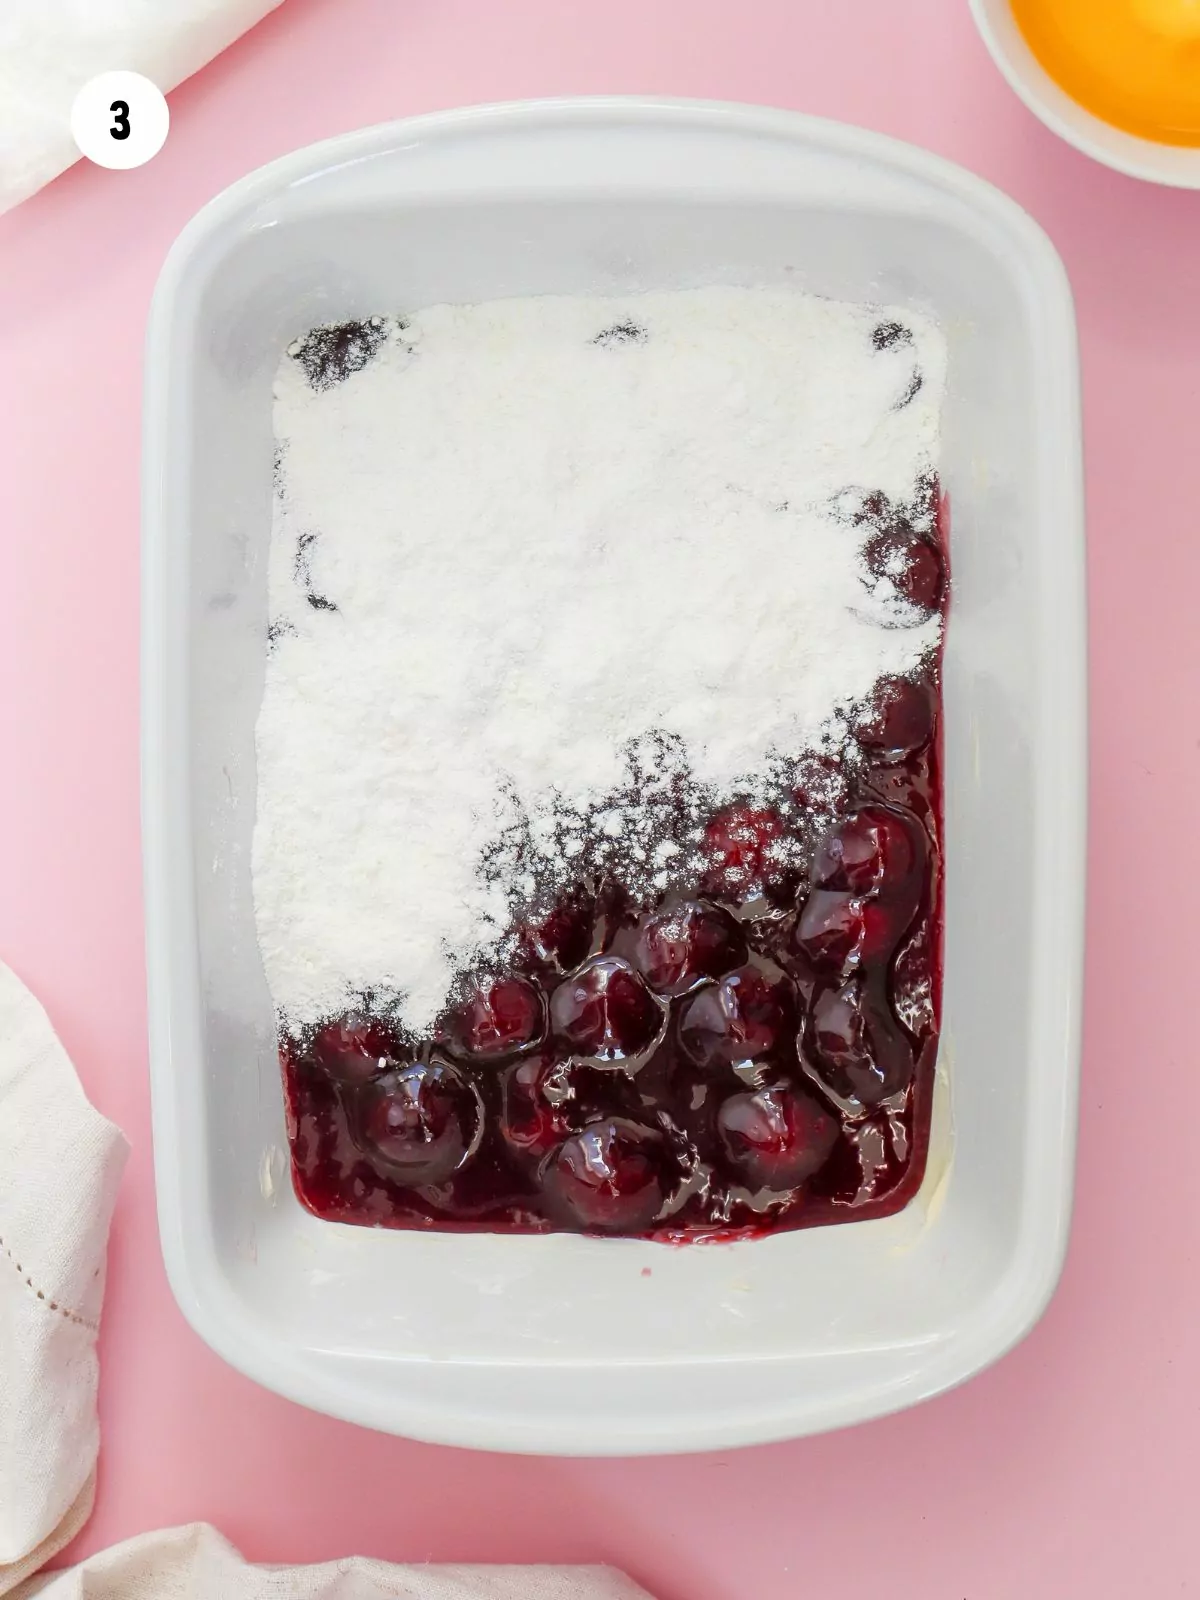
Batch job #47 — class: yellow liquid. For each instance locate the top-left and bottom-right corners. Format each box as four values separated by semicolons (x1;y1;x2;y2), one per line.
1011;0;1200;145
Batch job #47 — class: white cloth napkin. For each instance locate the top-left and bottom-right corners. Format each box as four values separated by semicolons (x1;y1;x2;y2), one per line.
11;1524;650;1599
0;962;128;1594
0;0;286;214
0;959;652;1600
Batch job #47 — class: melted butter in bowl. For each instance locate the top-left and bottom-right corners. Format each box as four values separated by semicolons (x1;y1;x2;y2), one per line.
1011;0;1200;146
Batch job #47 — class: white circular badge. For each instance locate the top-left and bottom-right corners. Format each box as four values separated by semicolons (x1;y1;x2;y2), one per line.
70;71;169;170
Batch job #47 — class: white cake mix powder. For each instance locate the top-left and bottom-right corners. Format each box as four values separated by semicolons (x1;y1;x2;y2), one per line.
253;287;947;1034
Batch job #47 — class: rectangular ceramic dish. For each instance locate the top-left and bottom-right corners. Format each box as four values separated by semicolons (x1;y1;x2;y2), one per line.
143;97;1086;1454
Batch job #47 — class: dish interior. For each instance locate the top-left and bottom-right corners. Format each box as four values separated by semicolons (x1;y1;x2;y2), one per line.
159;111;1070;1404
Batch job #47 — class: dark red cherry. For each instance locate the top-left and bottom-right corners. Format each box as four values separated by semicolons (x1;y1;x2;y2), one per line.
522;888;595;973
793;889;906;974
897;540;944;612
310;1012;398;1085
794;890;868;973
865;528;945;613
809;979;914;1107
355;1059;480;1184
500;1051;573;1163
717;1085;839;1190
702;804;786;894
850;489;893;527
854;676;935;762
790;751;844;811
549;956;664;1062
628;900;748;997
677;964;795;1074
541;1118;669;1232
447;974;545;1060
811;806;923;898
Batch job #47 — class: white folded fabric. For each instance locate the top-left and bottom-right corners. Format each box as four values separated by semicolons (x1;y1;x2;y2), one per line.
0;962;128;1595
0;0;286;214
10;1524;651;1599
0;958;653;1600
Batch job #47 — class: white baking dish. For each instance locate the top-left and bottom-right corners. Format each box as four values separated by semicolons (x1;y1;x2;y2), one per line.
143;97;1086;1455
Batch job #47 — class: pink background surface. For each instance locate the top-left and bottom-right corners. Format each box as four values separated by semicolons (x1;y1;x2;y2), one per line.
1;1;1197;1595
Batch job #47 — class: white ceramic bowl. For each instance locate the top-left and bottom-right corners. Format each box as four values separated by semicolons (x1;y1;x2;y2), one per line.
143;97;1086;1455
969;0;1200;187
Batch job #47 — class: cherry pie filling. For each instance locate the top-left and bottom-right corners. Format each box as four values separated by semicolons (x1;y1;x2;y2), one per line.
279;499;946;1240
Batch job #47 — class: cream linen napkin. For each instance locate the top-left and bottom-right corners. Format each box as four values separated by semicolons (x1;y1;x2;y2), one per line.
0;959;653;1600
11;1524;652;1599
0;0;287;214
0;961;128;1595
